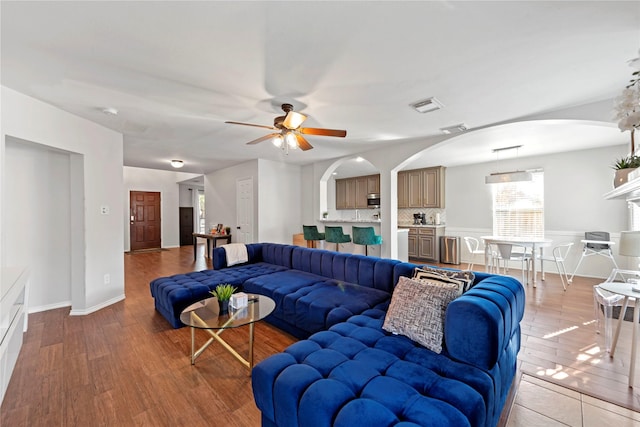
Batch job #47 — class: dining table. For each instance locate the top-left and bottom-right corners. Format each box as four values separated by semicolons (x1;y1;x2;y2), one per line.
481;236;553;284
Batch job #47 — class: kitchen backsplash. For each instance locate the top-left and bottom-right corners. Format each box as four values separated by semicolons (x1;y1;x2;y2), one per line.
398;208;446;224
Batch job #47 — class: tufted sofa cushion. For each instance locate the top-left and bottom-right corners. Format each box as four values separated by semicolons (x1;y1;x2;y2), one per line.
253;309;492;427
150;262;287;328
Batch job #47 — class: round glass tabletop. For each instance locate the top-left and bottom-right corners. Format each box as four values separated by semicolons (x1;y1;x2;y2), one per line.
180;294;275;330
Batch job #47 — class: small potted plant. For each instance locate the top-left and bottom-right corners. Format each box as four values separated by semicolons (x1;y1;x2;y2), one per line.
612;155;640;188
225;226;231;235
210;283;237;314
322;212;328;219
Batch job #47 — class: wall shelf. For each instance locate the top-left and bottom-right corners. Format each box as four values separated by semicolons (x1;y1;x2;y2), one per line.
604;176;640;200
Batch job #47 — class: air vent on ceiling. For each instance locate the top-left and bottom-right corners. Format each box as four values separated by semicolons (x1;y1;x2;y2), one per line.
440;123;468;134
410;97;443;113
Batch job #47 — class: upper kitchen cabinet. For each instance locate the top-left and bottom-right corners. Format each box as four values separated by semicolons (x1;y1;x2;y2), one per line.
422;167;445;208
336;174;380;210
367;175;380;194
397;166;445;208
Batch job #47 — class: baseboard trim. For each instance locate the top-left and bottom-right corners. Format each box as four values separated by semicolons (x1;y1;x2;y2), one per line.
69;293;126;316
28;301;71;314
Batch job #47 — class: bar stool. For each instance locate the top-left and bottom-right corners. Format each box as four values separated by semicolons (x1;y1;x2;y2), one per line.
352;226;382;256
302;225;325;248
324;226;351;252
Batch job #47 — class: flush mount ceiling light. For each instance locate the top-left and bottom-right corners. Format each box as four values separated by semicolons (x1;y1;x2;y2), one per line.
485;145;533;184
440;123;468;134
410;97;443;114
170;160;184;168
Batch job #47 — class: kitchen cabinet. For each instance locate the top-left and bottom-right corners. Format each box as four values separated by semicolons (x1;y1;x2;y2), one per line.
404;226;444;262
398;172;409;208
367;175;380;194
355;177;368;209
407;228;418;258
397;166;445;208
407;170;423;208
336;174;380;210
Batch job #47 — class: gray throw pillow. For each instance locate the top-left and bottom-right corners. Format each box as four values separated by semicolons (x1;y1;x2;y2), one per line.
383;276;459;353
413;268;464;295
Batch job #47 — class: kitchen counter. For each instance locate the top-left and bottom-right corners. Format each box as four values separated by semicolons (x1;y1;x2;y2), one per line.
320;218;381;224
398;223;446;228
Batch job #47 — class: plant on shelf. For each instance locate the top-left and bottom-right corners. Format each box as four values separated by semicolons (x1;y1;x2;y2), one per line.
210;283;237;314
611;155;640;188
612;155;640;170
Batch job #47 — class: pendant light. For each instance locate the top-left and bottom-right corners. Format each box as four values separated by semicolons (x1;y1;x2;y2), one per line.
485;145;533;184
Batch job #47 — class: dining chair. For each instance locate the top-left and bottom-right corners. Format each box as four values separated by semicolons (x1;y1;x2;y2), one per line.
537;242;574;290
593;269;636;352
463;236;486;270
490;243;532;284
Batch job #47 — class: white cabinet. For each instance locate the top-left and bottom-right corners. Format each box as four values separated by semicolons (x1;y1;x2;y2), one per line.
1;267;28;404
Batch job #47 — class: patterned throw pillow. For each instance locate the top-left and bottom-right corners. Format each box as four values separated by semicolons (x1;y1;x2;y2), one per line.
383;276;459;353
413;268;464;295
415;267;476;293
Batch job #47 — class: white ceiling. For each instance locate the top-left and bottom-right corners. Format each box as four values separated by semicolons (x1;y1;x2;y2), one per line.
2;1;638;175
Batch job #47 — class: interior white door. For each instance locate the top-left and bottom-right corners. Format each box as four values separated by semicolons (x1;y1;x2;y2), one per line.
236;177;254;243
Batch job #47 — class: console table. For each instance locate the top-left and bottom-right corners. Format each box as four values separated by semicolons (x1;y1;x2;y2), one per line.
193;233;232;259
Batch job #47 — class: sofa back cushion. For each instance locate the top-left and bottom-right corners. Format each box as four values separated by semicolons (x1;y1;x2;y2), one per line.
213;243;263;269
261;243;295;268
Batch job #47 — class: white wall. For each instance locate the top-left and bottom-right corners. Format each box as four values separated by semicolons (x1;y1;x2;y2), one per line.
203;159;304;245
123;166;201;250
1;86;124;314
5;140;72;311
205;160;259;240
257;159;302;243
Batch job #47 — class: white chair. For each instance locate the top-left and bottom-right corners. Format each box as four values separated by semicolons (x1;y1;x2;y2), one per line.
463;236;486;270
593;269;636;352
537;242;574;291
570;231;618;283
490;243;532;284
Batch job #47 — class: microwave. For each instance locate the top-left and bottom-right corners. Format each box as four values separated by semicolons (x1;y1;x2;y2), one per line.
367;193;380;209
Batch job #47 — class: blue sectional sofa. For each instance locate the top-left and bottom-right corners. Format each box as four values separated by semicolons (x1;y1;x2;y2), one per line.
149;243;525;427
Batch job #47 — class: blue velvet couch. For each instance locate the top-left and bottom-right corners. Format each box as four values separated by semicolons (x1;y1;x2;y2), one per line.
149;243;525;426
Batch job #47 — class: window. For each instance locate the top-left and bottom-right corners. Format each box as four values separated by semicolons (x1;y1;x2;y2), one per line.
198;190;206;233
492;171;544;238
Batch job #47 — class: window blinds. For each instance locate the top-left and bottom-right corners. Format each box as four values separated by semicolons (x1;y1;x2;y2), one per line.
492;171;544;238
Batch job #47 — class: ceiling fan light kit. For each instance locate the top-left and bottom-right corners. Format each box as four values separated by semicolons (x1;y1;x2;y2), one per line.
225;103;347;153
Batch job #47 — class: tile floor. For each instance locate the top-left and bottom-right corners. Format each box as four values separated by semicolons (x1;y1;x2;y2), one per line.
507;374;640;426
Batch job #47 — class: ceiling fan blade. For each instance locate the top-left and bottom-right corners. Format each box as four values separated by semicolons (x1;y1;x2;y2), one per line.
246;133;280;145
225;121;277;131
299;127;347;138
295;134;314;151
283;111;307;129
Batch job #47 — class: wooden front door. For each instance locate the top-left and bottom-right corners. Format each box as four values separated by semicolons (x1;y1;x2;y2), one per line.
130;191;161;251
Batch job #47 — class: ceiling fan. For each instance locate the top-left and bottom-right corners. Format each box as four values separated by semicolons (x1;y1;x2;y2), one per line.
225;103;347;152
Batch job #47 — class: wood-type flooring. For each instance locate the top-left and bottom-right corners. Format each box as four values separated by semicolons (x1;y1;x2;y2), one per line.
1;245;638;426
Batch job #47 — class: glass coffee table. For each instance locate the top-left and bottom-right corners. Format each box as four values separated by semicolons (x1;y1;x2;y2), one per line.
180;294;275;369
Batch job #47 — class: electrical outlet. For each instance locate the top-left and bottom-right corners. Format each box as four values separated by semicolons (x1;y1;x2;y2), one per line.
104;274;110;284
100;205;110;215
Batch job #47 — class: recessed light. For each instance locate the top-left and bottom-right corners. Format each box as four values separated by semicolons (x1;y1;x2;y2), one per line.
356;157;364;162
410;97;443;114
170;160;184;168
